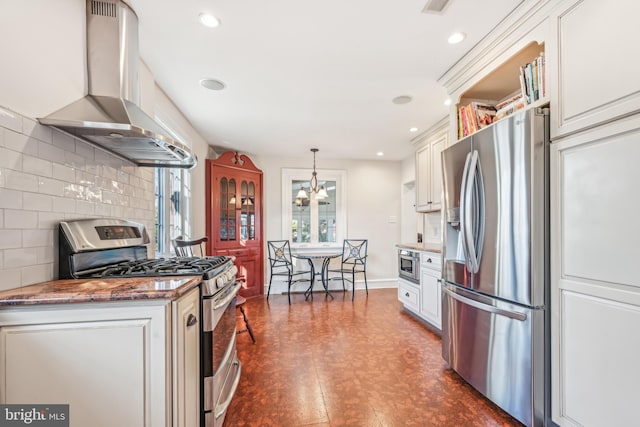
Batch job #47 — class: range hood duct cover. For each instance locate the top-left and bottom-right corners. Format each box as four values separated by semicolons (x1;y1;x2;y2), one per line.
38;0;197;169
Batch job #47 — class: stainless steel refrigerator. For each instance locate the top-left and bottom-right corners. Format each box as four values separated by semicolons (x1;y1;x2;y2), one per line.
441;108;550;427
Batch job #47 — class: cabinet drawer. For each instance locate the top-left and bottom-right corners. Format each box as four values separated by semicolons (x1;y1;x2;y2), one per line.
398;280;420;312
421;253;441;271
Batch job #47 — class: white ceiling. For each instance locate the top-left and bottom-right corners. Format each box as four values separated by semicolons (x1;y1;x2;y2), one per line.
128;0;522;161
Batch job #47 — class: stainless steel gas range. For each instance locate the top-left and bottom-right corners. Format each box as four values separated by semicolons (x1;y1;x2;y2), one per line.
58;218;241;427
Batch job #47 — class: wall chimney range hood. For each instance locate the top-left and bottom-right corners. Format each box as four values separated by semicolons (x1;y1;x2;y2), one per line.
38;0;197;169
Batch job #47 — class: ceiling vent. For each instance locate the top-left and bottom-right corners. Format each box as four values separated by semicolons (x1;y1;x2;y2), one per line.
422;0;453;14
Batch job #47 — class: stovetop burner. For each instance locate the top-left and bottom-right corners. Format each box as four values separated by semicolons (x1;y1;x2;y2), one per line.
81;256;232;280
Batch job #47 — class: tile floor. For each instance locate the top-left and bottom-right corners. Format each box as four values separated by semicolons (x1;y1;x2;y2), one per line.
226;288;522;427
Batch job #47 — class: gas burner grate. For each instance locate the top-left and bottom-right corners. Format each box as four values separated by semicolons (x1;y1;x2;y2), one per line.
83;256;231;279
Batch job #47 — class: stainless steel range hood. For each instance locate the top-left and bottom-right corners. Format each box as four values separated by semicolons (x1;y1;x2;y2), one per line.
38;0;196;169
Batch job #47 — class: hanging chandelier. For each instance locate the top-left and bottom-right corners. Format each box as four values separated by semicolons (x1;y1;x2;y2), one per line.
296;148;328;200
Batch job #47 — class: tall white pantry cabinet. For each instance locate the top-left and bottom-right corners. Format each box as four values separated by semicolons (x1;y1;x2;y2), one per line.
548;0;640;426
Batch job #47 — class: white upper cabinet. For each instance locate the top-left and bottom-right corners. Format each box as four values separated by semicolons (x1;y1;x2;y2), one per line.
549;0;640;139
415;119;448;212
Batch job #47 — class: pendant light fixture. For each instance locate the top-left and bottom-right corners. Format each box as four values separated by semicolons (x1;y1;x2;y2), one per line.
297;148;328;200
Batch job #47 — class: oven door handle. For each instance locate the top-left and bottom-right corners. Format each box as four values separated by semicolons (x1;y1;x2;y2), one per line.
213;282;242;311
215;359;242;419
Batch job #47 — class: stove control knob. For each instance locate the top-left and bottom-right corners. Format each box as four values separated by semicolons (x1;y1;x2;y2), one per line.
229;265;238;276
216;277;225;288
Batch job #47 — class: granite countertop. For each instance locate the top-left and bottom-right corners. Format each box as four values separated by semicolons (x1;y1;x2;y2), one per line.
396;243;442;253
0;276;201;306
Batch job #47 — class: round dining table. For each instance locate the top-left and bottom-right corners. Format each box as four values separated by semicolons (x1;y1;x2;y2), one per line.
292;249;342;300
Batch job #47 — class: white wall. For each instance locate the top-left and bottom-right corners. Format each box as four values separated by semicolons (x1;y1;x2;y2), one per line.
255;154;402;287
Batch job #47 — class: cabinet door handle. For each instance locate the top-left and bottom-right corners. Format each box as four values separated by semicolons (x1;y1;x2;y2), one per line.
186;313;198;327
426;258;432;263
405;292;410;297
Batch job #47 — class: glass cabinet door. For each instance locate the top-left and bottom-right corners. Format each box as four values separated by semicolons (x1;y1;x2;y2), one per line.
219;178;237;241
240;180;256;241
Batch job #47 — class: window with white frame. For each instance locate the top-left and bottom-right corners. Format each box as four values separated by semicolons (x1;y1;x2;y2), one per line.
155;168;191;256
282;168;346;246
153;117;192;256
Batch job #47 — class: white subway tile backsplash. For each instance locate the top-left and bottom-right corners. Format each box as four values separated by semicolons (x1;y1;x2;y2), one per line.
5;170;38;192
64;150;86;169
52;163;76;183
4;248;37;267
22;155;52;176
38;176;66;196
52;132;75;152
4;129;39;155
101;165;118;180
117;169;130;184
52;196;76;213
75;140;95;160
0;230;22;249
0;107;22;133
0;147;22;171
0;188;23;209
5;209;38;229
21;264;52;286
85;187;102;203
22;118;52;144
75;170;95;186
76;200;95;215
37;212;66;230
63;183;86;199
38;140;66;164
0;110;155;289
23;192;53;212
0;268;21;291
36;246;54;264
22;229;53;248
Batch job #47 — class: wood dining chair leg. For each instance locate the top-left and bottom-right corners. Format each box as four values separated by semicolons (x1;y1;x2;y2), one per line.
236;296;256;344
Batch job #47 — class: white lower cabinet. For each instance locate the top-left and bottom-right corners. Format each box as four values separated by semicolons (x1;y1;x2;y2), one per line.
551;116;640;426
398;278;420;313
420;264;441;330
419;253;441;330
398;251;442;330
0;287;200;427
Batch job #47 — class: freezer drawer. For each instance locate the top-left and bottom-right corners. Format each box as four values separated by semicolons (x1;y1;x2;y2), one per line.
441;283;546;427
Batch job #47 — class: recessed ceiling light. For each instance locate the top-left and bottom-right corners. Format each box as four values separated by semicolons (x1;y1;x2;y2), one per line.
409;127;418;132
199;13;221;28
392;95;413;105
448;32;466;44
376;151;384;157
444;98;452;106
200;78;226;91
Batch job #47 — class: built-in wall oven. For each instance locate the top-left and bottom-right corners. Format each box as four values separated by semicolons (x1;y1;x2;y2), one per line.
58;218;242;427
398;248;420;284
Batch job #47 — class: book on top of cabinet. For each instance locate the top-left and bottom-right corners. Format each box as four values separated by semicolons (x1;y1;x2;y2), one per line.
457;51;546;139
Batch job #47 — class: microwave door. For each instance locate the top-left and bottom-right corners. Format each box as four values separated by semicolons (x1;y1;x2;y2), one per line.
441;137;472;289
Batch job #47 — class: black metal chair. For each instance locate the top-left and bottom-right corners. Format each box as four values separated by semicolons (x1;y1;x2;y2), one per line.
327;239;368;301
266;240;312;304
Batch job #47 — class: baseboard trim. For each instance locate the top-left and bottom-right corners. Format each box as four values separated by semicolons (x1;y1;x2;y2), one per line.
266;277;398;296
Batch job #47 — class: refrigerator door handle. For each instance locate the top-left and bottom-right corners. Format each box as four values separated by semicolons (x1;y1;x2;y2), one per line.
459;152;473;272
464;150;482;274
442;286;527;321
